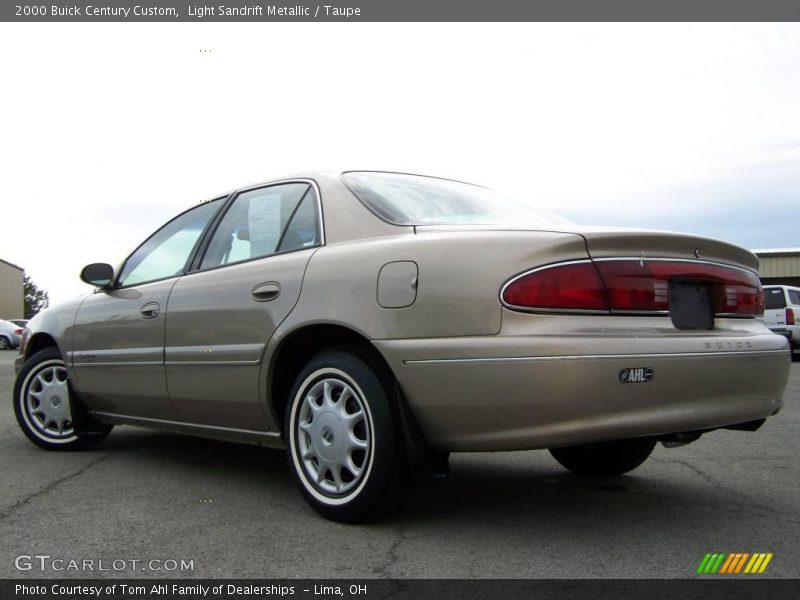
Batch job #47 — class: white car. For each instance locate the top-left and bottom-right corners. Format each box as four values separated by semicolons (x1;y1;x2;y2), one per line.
762;285;800;360
0;319;22;350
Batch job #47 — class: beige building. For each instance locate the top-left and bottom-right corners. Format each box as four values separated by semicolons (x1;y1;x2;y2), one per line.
754;248;800;287
0;258;24;319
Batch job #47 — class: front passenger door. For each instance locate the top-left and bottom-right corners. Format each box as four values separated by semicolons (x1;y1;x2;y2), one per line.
71;199;223;419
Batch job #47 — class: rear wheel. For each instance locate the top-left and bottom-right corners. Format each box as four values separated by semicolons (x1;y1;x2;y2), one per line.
0;336;10;350
549;438;656;477
285;348;409;523
14;347;113;450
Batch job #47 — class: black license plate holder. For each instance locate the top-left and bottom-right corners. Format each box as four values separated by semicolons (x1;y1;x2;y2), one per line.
669;281;714;329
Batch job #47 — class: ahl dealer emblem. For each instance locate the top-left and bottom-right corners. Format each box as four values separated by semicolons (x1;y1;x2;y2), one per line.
618;367;654;383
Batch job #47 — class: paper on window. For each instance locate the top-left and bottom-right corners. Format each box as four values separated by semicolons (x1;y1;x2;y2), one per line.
248;193;282;258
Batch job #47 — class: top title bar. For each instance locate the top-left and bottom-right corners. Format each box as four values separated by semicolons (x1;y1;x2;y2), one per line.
4;0;800;22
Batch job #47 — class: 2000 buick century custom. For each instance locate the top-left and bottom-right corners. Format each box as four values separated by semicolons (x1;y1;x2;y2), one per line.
14;171;790;522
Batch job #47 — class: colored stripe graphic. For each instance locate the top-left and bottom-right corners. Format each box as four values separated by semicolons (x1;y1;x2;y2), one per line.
699;552;773;574
698;553;726;573
734;553;749;573
705;554;719;573
697;554;712;574
745;554;761;574
718;554;736;574
758;553;773;573
710;553;725;573
725;553;737;573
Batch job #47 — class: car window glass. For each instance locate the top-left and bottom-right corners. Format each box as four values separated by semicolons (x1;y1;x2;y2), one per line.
342;171;572;227
201;183;316;269
764;288;786;309
278;187;320;252
788;290;800;305
118;200;221;287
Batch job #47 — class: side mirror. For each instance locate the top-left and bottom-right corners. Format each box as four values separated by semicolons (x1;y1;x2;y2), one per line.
80;263;115;288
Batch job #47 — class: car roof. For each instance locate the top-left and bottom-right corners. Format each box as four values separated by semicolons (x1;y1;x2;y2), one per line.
226;171;341;197
225;170;482;197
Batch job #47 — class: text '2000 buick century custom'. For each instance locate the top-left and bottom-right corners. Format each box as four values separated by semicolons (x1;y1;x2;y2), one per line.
13;171;790;522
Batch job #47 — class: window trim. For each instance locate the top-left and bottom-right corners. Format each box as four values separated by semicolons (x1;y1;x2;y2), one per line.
113;196;229;290
188;178;325;275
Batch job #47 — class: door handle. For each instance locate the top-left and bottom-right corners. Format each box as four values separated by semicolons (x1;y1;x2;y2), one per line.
251;282;281;302
140;302;161;319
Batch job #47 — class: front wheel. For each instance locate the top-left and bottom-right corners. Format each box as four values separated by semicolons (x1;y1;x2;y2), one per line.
14;347;113;450
549;438;656;477
285;348;409;523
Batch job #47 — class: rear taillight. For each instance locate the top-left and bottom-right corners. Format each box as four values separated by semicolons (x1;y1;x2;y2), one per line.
788;308;796;326
502;261;608;312
595;259;763;316
19;329;29;355
14;329;22;336
502;259;762;317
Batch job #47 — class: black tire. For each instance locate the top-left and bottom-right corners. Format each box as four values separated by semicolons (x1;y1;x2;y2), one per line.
284;347;409;523
549;438;656;477
14;347;113;451
0;335;10;350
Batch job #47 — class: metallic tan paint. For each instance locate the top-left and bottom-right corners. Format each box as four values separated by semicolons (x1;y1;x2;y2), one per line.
16;171;791;453
165;248;316;429
374;313;788;450
376;261;418;309
70;279;178;419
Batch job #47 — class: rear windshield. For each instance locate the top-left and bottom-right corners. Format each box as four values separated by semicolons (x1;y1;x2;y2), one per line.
342;171;571;227
764;288;786;309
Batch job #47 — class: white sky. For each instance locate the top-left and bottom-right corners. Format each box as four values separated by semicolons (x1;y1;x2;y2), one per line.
1;23;799;304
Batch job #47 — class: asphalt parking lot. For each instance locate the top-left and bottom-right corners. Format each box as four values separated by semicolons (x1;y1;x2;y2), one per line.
0;350;798;579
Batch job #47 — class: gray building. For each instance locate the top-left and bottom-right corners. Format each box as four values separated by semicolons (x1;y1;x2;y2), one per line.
0;258;24;319
754;248;800;288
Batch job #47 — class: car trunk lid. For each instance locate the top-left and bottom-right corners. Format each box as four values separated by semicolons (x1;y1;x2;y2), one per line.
416;224;758;271
417;224;763;323
575;226;759;271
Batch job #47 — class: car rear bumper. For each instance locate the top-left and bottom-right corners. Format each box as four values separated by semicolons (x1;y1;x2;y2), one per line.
375;321;791;452
769;327;792;340
768;326;799;350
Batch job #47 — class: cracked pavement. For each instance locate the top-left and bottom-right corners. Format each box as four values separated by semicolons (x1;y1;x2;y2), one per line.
1;351;798;578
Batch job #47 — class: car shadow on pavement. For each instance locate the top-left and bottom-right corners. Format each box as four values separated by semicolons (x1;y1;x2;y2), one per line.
396;454;761;533
92;427;754;530
97;427;294;491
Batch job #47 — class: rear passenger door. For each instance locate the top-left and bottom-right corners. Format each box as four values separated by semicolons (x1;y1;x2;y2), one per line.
164;181;322;430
